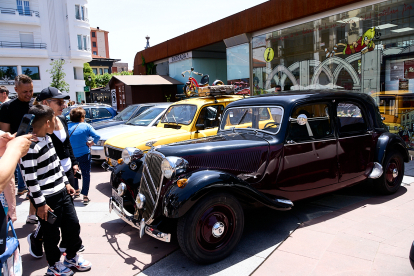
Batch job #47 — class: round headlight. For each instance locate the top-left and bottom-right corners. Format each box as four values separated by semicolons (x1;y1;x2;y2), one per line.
122;147;143;165
117;183;126;196
136;193;146;209
161;157;189;179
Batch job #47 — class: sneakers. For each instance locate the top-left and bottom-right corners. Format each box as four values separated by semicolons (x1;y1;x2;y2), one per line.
27;233;43;258
47;262;74;276
26;215;38;224
64;254;92;271
59;244;85;253
17;188;28;195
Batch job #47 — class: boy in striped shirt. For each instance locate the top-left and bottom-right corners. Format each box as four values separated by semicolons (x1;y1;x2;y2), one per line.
20;105;91;276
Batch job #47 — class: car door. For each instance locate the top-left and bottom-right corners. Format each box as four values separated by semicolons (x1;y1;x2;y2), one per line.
191;104;225;138
91;107;112;122
336;101;374;182
277;102;338;191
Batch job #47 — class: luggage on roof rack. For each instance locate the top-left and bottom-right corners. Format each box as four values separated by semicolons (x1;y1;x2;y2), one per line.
176;85;236;100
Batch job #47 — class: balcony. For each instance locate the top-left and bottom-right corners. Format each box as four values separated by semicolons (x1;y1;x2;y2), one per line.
0;7;41;25
0;41;48;58
0;41;46;49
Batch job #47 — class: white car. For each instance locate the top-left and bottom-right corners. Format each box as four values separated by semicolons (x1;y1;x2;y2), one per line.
91;103;171;160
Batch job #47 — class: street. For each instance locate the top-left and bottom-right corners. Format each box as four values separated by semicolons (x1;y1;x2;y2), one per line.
15;161;414;276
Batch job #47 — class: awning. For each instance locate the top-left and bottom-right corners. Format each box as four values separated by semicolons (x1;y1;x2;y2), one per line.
110;75;183;86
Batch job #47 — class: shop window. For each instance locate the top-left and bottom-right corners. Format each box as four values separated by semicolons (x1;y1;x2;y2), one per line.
0;66;17;80
22;66;40;80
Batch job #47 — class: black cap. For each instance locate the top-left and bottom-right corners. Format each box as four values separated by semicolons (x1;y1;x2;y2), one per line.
36;87;70;102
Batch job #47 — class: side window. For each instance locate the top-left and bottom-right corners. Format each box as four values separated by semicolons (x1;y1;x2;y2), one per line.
84;108;90;119
336;103;367;135
196;105;224;129
287;103;332;142
93;108;112;119
135;106;151;117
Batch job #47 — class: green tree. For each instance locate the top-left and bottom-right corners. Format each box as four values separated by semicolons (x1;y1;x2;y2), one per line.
47;59;69;93
83;63;96;88
112;71;132;76
95;73;112;87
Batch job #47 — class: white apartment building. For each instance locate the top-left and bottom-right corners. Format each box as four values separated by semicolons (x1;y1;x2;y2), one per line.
0;0;92;102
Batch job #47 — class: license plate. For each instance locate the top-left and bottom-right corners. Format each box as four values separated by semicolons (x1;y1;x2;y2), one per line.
112;189;123;209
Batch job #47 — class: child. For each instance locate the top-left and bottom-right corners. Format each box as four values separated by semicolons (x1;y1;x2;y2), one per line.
20;105;91;276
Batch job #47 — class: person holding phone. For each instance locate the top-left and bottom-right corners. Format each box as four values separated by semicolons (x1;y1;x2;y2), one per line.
19;105;92;276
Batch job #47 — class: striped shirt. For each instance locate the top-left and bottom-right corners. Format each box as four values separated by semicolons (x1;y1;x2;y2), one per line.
20;136;68;207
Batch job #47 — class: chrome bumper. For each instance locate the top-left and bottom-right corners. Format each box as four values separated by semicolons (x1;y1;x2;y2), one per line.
91;146;105;160
109;197;171;243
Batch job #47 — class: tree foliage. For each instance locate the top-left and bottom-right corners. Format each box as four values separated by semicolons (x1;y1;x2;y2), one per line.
141;54;156;75
47;59;69;93
95;73;112;88
83;63;96;88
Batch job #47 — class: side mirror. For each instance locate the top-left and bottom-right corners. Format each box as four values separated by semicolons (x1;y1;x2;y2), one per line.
297;114;308;125
195;124;205;130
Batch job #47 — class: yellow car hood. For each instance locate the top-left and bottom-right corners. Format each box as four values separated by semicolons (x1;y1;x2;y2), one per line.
105;126;191;150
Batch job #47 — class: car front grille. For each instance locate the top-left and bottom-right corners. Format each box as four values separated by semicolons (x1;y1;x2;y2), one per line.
139;151;164;222
106;146;122;160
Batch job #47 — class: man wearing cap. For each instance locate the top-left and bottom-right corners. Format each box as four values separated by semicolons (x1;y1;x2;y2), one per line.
0;75;34;223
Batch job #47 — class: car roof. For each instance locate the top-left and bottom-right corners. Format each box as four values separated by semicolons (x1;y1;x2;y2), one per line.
172;95;244;108
226;90;376;109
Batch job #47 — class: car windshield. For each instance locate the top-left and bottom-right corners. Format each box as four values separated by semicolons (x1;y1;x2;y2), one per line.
220;106;283;134
126;107;166;126
63;107;70;115
113;105;136;121
161;104;197;125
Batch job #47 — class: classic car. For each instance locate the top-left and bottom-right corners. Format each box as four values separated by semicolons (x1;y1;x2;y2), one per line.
91;104;171;160
109;91;409;264
102;94;244;168
63;103;117;123
90;103;164;130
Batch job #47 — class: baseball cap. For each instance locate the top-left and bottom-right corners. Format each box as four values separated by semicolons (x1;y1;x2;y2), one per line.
36;87;70;101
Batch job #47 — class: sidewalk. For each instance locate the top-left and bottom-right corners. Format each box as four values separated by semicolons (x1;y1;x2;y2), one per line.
253;176;414;275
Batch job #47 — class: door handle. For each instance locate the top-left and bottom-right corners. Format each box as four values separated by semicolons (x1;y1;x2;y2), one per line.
286;140;296;144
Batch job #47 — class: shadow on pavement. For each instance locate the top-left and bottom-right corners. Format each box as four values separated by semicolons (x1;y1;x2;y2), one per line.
95;182;112;198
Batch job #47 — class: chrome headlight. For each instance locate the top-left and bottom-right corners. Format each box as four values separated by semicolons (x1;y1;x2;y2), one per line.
97;140;106;146
117;183;126;196
105;146;109;156
161;156;189;179
136;193;146;209
122;147;143;165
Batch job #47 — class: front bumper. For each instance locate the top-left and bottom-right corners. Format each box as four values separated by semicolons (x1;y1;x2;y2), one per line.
109;196;171;243
91;145;105;160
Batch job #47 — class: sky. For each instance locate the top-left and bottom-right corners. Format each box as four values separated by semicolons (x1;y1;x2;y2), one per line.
88;0;268;70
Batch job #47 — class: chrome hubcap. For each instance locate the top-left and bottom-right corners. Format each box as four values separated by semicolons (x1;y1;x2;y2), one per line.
212;222;225;238
392;168;398;179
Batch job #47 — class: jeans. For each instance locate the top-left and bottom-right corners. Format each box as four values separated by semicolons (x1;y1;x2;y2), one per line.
15;165;25;191
74;153;91;196
39;189;82;266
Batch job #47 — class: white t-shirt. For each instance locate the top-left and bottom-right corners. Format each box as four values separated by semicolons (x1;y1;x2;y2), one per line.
53;128;72;172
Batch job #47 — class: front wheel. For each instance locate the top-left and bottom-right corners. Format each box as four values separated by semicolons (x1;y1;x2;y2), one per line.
177;193;244;264
374;150;404;194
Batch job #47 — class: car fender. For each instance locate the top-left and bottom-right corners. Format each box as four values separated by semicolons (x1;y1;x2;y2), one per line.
376;132;409;164
162;170;293;219
111;160;143;192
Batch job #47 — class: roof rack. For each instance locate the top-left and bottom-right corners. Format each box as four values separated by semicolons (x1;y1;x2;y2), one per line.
176;85;237;100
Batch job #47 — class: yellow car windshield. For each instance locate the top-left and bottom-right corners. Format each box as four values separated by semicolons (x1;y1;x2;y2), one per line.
161;104;197;125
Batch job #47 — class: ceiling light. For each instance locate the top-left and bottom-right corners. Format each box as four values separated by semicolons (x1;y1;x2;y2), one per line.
336;17;362;24
391;27;414;33
376;23;397;29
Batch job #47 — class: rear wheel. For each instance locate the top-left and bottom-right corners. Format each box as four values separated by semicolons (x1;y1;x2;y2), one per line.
374;150;404;194
177;193;244;264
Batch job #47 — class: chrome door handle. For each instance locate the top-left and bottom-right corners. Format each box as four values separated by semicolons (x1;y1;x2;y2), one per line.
286;140;296;144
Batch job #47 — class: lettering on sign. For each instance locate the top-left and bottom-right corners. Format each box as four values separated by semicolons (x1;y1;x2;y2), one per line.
169;52;192;63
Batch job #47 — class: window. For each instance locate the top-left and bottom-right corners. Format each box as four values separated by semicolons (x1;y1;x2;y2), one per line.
0;66;18;80
81;6;84;20
75;5;80;20
16;0;30;16
127;107;165;126
77;35;82;50
91;32;95;38
22;66;40;80
337;103;367;134
287;103;332;142
99;68;103;75
92;108;112;119
92;68;97;75
196;105;224;129
161;105;197;125
104;68;108;74
93;51;97;55
92;42;96;47
73;67;77;80
83;36;87;50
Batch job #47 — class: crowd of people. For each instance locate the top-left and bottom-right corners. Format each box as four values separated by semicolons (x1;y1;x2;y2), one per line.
0;74;100;276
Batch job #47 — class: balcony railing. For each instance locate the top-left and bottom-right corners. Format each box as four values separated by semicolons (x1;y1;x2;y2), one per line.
0;7;40;17
0;41;46;49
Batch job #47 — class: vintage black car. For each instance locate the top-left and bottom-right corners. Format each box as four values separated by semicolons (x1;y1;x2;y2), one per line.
109;91;409;264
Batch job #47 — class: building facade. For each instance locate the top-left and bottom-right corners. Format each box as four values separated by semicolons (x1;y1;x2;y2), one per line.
0;0;91;102
135;0;414;136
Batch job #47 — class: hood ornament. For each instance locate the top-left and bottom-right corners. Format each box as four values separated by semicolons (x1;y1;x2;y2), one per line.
145;140;157;148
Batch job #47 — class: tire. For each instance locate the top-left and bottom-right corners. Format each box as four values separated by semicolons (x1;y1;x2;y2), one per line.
177;193;244;264
374;150;404;194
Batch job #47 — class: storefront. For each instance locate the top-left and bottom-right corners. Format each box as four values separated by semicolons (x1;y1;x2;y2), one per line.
252;0;414;138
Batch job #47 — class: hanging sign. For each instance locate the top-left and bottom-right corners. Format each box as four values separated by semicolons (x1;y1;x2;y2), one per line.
111;89;117;111
264;48;274;62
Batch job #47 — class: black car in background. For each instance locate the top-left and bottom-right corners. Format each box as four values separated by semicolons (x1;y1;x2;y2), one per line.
90;103;162;130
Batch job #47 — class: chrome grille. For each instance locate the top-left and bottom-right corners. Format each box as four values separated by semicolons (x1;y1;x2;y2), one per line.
139;151;164;222
106;146;122;160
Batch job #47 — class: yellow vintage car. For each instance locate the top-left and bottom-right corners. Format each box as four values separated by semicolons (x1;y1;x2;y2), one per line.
103;95;244;166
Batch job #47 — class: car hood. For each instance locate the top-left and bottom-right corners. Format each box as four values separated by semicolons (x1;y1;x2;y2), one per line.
105;126;190;150
91;120;123;130
97;124;151;141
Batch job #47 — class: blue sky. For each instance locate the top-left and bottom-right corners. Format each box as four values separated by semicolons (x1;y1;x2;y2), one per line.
88;0;267;69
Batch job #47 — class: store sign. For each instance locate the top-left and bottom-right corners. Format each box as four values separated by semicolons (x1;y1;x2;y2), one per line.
111;89;117;111
84;86;90;92
0;77;14;85
169;51;192;63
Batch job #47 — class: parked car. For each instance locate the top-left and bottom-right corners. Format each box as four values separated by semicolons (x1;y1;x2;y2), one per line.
108;91;409;264
91;103;163;130
63;103;117;123
91;104;171;160
102;94;244;167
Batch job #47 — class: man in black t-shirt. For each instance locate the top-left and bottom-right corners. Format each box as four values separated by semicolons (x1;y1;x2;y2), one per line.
0;74;36;223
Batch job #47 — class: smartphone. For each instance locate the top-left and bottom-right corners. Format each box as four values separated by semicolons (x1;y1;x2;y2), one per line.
47;210;57;224
16;114;35;137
